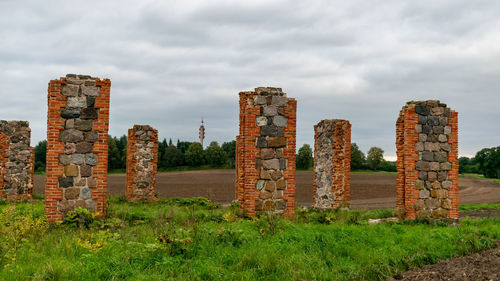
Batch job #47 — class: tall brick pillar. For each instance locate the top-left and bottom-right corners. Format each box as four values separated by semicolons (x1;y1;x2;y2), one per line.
126;125;158;201
0;121;34;200
45;74;111;222
313;119;351;209
235;87;297;216
396;101;458;220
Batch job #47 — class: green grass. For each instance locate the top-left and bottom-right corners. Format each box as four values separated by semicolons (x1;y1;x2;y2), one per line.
462;173;500;184
460;203;500;211
0;199;499;280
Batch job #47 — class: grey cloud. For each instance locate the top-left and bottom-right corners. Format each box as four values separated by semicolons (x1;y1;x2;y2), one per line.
0;0;499;159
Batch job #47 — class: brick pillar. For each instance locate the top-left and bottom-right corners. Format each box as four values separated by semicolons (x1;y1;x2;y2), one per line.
126;125;158;201
313;119;351;209
235;87;297;216
0;121;34;200
45;74;111;222
396;101;459;220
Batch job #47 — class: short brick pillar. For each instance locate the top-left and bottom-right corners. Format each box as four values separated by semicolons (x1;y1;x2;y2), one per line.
0;121;34;200
236;87;297;216
45;74;111;222
396;101;459;220
126;125;158;201
313;119;351;209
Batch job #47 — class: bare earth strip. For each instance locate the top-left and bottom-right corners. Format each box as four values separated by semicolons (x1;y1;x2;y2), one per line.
34;170;500;209
389;246;500;281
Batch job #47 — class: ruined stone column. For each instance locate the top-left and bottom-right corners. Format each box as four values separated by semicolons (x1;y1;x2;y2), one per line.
313;119;351;209
235;87;297;216
45;74;111;222
126;125;158;201
396;101;459;220
0;121;34;200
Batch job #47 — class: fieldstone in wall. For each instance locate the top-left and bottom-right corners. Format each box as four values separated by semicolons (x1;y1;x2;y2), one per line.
313;119;351;209
396;100;459;221
0;121;34;200
45;74;111;222
126;125;158;201
235;87;297;216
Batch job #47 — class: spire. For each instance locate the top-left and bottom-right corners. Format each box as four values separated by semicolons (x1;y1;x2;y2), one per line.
199;117;205;148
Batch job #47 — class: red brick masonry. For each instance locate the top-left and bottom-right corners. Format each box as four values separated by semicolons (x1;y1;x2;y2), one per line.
313;119;351;209
126;125;158;201
396;101;458;220
236;87;297;216
45;74;111;222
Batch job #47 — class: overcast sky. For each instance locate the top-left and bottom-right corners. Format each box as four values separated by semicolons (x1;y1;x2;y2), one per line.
1;0;499;160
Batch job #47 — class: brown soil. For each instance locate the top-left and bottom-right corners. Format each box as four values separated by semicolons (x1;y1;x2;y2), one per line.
390;246;500;281
33;170;500;209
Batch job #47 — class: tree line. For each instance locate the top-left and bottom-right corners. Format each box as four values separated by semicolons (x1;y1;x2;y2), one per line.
296;143;397;172
459;146;500;179
32;138;500;179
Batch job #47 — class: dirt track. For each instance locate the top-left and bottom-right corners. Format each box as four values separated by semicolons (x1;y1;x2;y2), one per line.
33;170;500;209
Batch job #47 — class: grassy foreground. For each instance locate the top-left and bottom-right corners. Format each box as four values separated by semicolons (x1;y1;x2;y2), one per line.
0;198;499;280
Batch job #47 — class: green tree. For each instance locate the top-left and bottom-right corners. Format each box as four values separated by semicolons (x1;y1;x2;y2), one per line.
475;146;500;178
108;136;122;170
350;143;366;170
221;140;236;168
163;145;184;168
185;142;205;167
205;141;227;167
297;144;313;170
367;147;384;170
34;140;47;172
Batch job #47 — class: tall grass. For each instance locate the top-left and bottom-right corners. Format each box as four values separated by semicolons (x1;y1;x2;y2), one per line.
0;199;499;280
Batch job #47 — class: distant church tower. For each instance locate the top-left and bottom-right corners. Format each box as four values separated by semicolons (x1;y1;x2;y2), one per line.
199;118;205;148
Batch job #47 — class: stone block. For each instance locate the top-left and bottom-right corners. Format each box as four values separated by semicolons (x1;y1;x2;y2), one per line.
427;172;437;182
84;131;99;143
260;148;275;159
415;161;430;171
74;119;93;131
279;158;287;169
263;106;278;116
82;86;99;96
432;209;448;218
429;162;440;171
71;154;84;165
433;151;448;162
80;108;98;119
58;177;73;188
415;180;425;190
273;116;288;127
64;165;79;177
267;137;286;148
419;189;430;198
261;125;284;137
59;154;71;165
256;116;267;126
75;142;93;154
442;181;452;189
444;126;452;135
256;180;266;190
64;188;80;200
85;154;98;166
421;151;434;161
67;97;87;108
256;137;267;148
271;170;283;181
61;108;80;119
265;181;275;192
80;165;92;177
59;129;84;143
62;84;79;96
271;96;288;106
438;134;447;142
440;162;452;171
262;159;280;170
